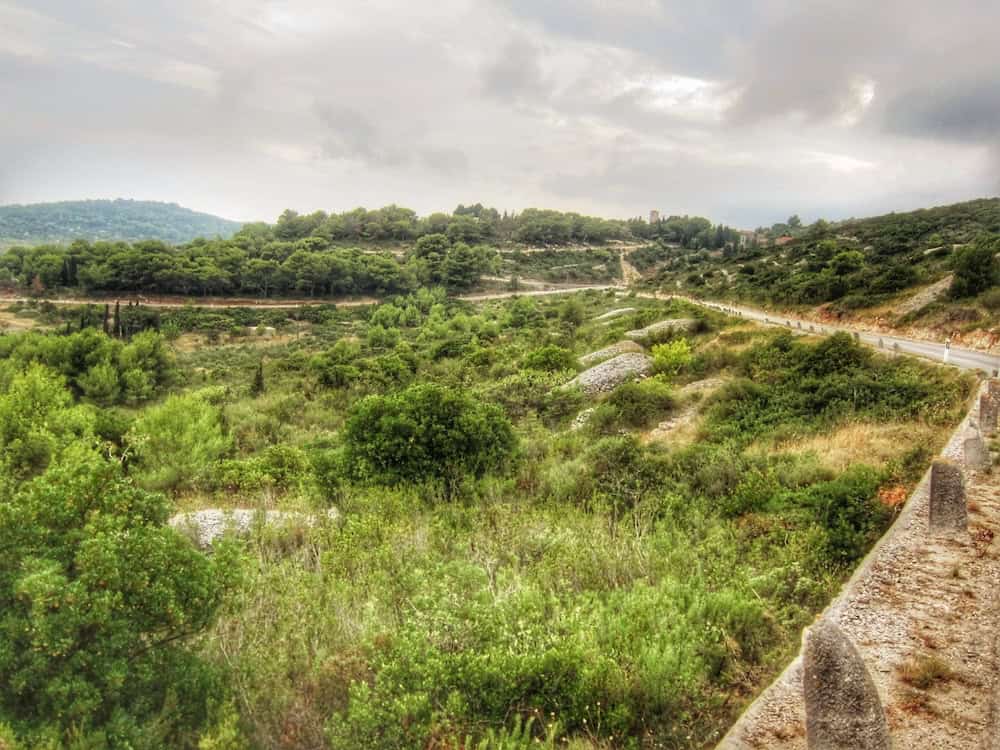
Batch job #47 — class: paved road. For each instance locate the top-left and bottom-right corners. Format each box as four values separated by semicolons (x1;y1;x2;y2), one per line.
656;294;1000;375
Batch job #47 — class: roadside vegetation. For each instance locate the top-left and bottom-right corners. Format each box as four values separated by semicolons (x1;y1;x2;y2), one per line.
638;198;1000;339
0;287;972;749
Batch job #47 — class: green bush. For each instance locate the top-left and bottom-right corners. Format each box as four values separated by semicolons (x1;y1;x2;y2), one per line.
344;383;517;493
651;338;693;376
0;447;239;744
605;377;675;428
523;345;575;372
127;392;231;491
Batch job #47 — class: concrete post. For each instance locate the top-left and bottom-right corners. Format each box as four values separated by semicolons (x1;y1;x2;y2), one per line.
981;393;998;437
963;424;989;470
987;379;1000;401
929;460;967;534
803;620;890;750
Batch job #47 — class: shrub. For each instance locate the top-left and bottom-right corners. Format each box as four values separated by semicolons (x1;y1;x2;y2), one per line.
950;235;999;299
605;377;675;428
344;384;517;493
523;345;575;372
127;392;231;491
651;338;693;376
0;447;239;743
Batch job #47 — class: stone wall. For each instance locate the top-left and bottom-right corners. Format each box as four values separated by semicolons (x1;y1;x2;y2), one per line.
717;379;993;749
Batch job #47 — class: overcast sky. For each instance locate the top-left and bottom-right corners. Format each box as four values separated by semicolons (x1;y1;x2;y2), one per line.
1;1;998;227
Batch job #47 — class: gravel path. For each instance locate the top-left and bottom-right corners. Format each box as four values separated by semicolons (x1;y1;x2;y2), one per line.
718;382;1000;749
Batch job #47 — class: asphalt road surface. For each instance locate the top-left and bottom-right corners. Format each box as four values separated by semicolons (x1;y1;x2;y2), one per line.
682;296;1000;375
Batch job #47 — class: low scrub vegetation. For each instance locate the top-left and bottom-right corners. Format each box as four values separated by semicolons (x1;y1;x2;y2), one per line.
0;289;972;749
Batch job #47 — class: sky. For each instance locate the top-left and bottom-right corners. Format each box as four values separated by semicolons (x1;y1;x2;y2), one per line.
1;0;998;227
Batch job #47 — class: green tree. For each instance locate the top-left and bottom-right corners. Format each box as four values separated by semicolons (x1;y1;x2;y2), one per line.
0;447;238;743
79;361;121;406
950;235;999;299
344;383;516;492
127;393;230;491
0;365;95;482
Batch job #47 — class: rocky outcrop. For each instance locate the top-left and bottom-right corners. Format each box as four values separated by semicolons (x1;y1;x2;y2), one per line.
895;275;953;317
567;352;652;395
578;340;645;366
170;508;340;548
625;318;698;342
593;307;636;322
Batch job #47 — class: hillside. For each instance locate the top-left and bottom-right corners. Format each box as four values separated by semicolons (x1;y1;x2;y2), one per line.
0;290;972;748
634;197;1000;346
0;199;243;246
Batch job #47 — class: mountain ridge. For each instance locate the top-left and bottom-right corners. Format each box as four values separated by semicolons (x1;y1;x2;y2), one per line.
0;199;243;247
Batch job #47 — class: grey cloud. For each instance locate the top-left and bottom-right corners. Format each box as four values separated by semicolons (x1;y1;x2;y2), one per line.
481;38;549;101
315;103;408;167
420;147;469;176
882;76;1000;143
1;0;997;226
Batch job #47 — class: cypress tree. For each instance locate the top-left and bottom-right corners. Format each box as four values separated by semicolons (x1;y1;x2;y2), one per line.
251;360;265;396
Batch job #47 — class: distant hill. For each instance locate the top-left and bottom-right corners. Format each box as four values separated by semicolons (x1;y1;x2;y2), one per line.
635;196;1000;318
0;199;243;246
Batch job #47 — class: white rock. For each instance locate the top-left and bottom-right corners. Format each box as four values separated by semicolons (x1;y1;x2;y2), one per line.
624;318;698;341
169;507;340;548
578;340;645;366
592;307;636;321
567;353;653;395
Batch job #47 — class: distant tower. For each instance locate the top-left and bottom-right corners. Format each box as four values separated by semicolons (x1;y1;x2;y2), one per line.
649;209;660;224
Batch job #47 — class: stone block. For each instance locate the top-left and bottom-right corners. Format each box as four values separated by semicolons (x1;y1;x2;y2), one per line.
988;379;1000;401
929;460;966;534
964;429;989;470
980;394;998;436
803;620;890;750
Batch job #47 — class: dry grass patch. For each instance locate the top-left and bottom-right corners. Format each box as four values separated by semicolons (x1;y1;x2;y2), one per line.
899;655;957;690
0;308;38;331
765;421;939;474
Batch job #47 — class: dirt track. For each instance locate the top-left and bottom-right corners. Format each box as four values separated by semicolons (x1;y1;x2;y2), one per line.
0;283;620;311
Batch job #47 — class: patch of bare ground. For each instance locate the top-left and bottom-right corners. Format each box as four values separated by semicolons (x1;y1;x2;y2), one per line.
0;308;38;331
644;377;727;444
718;382;1000;750
172;330;309;353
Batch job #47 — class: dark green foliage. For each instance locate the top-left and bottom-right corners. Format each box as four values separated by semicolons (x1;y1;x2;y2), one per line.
950;235;999;298
0;446;238;745
0;199;242;246
344;383;517;491
0;328;174;406
704;332;968;444
795;466;888;563
650;199;1000;313
522;344;575;372
597;377;676;429
251;360;265;395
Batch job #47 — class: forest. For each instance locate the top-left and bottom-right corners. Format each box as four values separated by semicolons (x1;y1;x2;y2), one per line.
0;288;972;749
0;200;243;247
0;204;747;300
